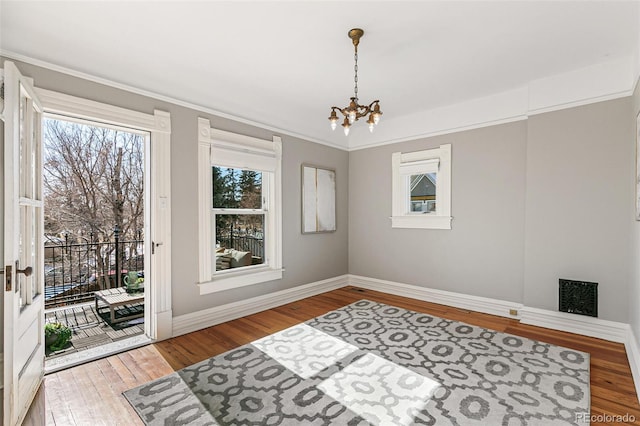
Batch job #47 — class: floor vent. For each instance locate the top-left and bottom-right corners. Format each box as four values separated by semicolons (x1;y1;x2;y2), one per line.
559;279;598;317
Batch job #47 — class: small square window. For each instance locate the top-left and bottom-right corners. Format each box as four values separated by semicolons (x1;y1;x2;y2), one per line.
392;144;452;229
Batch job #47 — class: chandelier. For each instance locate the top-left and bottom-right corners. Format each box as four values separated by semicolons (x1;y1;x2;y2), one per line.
328;28;382;136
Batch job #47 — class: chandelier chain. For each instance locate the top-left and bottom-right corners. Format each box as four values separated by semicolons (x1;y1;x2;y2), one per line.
354;50;359;103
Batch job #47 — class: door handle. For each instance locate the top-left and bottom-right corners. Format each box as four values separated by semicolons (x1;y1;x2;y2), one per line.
16;261;33;277
17;266;33;277
152;241;163;255
4;263;32;292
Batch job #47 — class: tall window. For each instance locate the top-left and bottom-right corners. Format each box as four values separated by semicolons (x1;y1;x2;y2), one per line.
212;167;266;271
392;144;452;229
198;118;282;294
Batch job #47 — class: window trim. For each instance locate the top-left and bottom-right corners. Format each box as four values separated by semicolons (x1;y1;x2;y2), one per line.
197;118;282;294
391;144;452;229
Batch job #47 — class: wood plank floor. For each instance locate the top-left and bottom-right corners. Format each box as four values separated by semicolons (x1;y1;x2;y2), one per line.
41;286;640;425
44;303;144;361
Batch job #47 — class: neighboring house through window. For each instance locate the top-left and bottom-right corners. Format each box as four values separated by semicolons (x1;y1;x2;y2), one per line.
197;118;283;294
391;144;452;229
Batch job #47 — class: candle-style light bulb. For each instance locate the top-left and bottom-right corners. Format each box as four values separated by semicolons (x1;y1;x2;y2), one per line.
328;110;339;131
372;102;382;125
342;117;351;136
367;114;375;133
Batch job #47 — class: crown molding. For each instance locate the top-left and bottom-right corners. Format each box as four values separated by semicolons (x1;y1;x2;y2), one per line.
347;55;635;151
2;50;634;153
527;56;634;114
0;50;348;151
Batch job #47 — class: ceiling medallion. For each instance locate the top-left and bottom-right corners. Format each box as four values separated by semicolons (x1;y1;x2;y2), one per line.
328;28;382;136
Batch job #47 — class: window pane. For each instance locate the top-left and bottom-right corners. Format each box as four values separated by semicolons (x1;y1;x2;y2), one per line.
409;173;437;213
19;90;27;198
215;214;265;270
212;167;263;209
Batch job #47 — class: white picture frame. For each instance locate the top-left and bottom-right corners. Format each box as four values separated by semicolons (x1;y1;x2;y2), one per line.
302;164;336;233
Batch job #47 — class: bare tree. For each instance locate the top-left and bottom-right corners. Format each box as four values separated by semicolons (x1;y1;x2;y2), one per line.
43;118;144;242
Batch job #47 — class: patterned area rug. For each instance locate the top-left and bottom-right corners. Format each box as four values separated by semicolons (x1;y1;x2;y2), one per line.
124;300;590;425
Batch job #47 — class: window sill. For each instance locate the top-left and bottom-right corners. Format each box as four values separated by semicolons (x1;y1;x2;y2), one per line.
391;215;452;230
198;267;284;295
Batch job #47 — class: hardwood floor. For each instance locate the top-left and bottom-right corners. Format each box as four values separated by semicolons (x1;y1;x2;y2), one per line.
42;286;640;425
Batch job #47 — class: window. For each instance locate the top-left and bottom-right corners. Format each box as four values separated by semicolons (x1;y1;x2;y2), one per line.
198;118;282;294
212;167;266;270
391;144;452;229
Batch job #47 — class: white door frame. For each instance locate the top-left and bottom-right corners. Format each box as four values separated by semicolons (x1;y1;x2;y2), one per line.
35;88;173;340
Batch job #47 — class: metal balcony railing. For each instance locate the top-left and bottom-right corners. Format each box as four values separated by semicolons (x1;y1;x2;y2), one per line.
216;234;264;260
44;236;144;309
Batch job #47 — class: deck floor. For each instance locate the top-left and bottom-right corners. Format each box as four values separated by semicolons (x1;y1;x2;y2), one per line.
45;302;144;360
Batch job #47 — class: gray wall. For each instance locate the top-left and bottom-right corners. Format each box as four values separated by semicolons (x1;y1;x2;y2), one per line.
524;99;634;323
631;79;640;342
349;121;527;304
2;58;349;317
349;98;634;323
3;57;635;325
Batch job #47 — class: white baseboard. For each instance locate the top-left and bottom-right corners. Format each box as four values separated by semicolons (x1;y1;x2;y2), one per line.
169;272;640;404
626;328;640;402
350;274;639;404
348;274;523;319
519;306;629;343
173;273;631;346
349;274;630;344
172;274;349;337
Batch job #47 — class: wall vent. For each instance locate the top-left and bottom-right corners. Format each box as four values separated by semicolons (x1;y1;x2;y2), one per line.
559;279;598;317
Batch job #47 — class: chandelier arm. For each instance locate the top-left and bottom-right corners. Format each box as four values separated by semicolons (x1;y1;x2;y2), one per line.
356;105;371;119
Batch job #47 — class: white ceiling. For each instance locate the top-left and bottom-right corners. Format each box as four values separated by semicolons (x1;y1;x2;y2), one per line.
1;1;638;150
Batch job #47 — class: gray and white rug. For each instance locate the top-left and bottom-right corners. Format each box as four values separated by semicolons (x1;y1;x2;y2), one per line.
124;300;590;425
